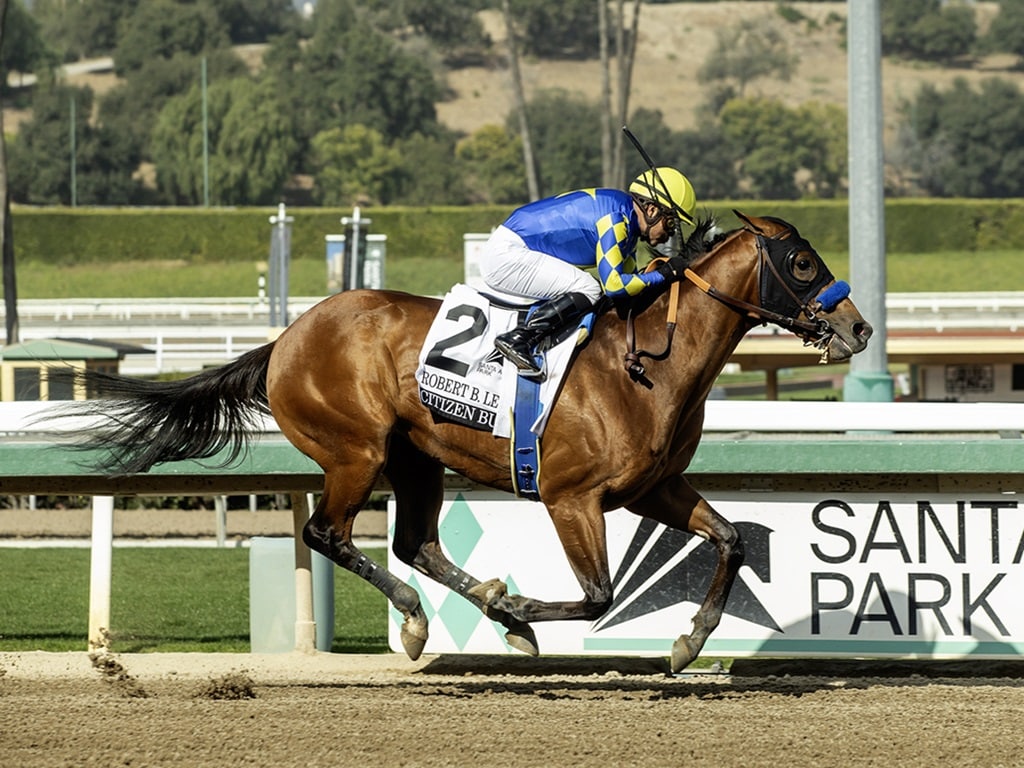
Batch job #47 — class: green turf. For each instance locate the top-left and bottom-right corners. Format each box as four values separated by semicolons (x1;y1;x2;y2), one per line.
0;546;389;653
6;249;1015;299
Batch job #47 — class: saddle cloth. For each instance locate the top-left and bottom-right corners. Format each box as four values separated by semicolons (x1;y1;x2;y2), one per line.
415;283;589;440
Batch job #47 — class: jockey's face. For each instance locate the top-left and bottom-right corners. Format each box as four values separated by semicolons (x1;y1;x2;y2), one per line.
638;201;674;246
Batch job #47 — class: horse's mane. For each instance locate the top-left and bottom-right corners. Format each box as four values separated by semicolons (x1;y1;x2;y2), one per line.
677;215;726;266
610;214;726;318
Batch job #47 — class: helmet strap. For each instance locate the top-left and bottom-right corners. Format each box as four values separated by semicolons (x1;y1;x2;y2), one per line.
632;194;664;238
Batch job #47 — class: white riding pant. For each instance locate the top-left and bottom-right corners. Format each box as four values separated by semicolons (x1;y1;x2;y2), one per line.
477;225;602;304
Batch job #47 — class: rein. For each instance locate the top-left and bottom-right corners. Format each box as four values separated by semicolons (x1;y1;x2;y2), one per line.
622;230;840;381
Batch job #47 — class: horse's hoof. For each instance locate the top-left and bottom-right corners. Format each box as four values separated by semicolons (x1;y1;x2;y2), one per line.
467;578;507;605
504;624;540;656
670;635;700;673
400;617;429;661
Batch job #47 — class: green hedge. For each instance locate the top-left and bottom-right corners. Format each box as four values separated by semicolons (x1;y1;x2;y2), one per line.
11;199;1024;265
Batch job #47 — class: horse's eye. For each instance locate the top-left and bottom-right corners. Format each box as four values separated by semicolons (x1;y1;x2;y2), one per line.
790;252;818;282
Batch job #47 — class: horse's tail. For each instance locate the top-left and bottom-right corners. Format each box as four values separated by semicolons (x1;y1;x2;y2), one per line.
56;342;275;476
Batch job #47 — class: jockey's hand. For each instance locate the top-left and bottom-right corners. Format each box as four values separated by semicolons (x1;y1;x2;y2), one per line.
655;256;686;281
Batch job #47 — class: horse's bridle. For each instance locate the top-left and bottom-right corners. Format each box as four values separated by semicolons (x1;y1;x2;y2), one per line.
623;224;848;381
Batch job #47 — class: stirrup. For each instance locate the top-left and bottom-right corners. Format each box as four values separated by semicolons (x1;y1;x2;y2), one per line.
495;337;541;373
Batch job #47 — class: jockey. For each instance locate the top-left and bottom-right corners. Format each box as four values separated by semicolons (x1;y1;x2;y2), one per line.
480;167;697;373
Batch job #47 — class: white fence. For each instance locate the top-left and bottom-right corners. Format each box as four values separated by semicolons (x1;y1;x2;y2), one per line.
4;292;1023;374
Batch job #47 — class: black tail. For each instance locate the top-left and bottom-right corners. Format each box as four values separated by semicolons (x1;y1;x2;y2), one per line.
52;343;275;476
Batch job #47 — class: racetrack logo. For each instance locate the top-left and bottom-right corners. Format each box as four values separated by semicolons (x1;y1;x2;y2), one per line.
593;517;781;632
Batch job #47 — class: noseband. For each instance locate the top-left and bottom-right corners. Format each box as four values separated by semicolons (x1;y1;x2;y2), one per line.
623;223;850;381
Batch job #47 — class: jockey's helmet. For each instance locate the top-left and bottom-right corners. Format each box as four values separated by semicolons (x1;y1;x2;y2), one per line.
629;167;696;226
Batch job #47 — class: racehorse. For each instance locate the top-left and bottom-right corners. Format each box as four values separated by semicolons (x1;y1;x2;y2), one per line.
64;211;871;672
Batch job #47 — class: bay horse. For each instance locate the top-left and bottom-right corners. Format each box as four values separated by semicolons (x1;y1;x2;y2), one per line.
65;211;871;672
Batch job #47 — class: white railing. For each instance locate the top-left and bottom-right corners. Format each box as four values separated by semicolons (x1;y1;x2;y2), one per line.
6;399;1024;437
3;292;1024;329
4;292;1023;374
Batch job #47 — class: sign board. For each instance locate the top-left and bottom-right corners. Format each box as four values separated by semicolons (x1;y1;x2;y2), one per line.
325;234;386;293
388;491;1024;659
463;233;490;292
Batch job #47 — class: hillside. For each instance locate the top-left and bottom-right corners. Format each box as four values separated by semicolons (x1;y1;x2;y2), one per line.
436;1;1018;145
5;3;1022;152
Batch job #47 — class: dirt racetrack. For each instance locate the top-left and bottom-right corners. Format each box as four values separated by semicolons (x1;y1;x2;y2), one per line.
2;651;1023;767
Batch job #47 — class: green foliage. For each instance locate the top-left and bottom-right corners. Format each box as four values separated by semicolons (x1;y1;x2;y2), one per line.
8;82;145;205
985;0;1024;59
1;0;56;87
210;0;298;45
508;0;598;59
899;78;1024;198
719;97;847;199
297;2;441;143
697;17;799;95
151;75;300;205
393;131;472;206
31;0;141;61
518;89;603;196
311;124;402;206
881;0;975;62
113;0;231;76
456;125;527;204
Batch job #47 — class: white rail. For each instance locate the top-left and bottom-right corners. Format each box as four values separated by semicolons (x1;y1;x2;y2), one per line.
5;400;1023;436
4;292;1024;374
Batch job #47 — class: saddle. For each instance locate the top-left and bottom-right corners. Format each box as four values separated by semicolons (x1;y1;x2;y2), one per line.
415;284;596;500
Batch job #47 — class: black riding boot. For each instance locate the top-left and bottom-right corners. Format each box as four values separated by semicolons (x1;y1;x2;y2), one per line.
494;292;593;373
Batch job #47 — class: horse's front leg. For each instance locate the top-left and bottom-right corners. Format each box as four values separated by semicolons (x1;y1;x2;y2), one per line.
471;495;615;624
626;474;744;673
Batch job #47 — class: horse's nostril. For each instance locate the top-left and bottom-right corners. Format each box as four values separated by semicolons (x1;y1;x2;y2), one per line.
854;321;873;340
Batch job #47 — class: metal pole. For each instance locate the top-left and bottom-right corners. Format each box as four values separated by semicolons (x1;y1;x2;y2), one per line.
69;97;77;207
268;203;293;328
843;0;893;402
88;495;114;651
202;57;210;208
290;493;317;653
348;206;362;290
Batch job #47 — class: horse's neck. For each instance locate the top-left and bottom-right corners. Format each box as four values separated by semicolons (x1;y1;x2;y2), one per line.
644;236;758;388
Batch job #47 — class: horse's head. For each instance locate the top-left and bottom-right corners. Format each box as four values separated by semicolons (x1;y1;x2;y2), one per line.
728;211;872;363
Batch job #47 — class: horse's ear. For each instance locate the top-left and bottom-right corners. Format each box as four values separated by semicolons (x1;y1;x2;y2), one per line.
732;209;765;234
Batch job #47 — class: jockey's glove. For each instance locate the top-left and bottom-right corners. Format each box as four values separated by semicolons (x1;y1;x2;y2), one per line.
655;255;687;281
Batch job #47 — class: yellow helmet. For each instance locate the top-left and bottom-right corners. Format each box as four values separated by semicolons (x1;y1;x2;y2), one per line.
629;167;696;226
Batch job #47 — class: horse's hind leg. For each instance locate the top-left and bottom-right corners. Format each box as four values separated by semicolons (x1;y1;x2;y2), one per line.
627;474;744;673
385;435;539;656
302;467;430;660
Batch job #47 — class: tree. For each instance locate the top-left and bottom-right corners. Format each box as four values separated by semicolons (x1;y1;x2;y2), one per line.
881;0;975;62
99;49;247;176
1;0;18;345
113;0;231;76
899;78;1024;197
207;0;297;45
456;125;527;204
509;0;598;59
624;107;739;202
393;131;472;206
519;89;603;196
985;0;1024;60
501;0;538;200
719;97;847;199
150;76;300;205
1;0;55;90
698;18;799;96
295;3;441;143
9;82;143;204
310;123;401;206
31;0;140;61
